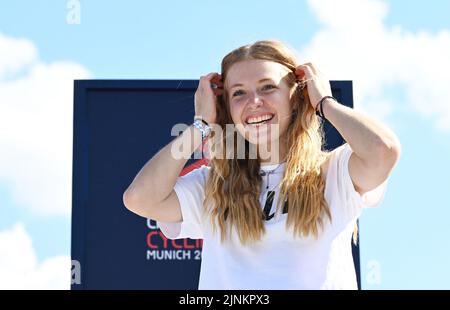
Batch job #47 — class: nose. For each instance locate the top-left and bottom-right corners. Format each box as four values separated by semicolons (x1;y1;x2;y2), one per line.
247;92;263;108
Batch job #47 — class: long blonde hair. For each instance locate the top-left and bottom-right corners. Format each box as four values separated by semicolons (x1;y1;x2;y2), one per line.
204;40;334;245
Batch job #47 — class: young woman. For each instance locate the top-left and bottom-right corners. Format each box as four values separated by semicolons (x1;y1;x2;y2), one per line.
123;40;401;289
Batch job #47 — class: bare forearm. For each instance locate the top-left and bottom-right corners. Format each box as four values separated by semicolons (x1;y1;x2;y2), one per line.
124;125;203;205
322;98;400;162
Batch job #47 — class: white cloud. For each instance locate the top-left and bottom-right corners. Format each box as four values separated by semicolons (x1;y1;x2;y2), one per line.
0;223;70;289
300;0;450;132
0;34;37;78
0;32;91;216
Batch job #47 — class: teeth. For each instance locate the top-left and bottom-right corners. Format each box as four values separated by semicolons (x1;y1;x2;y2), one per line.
247;114;273;124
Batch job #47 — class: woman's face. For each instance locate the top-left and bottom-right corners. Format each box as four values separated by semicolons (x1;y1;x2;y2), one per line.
225;59;295;147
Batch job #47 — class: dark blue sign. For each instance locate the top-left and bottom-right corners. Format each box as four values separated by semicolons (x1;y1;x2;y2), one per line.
71;80;359;289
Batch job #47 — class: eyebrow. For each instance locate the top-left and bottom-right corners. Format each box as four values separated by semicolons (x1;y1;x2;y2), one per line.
229;78;275;90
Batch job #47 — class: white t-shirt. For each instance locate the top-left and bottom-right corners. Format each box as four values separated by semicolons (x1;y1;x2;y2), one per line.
157;143;387;290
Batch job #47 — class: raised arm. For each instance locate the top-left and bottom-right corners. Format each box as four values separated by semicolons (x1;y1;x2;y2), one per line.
296;63;401;195
123;73;223;221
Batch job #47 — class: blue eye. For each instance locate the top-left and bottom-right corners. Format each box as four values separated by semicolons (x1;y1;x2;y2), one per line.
232;90;245;97
262;84;276;91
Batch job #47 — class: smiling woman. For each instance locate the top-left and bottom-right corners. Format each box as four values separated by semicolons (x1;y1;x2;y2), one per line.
225;60;294;150
123;40;401;290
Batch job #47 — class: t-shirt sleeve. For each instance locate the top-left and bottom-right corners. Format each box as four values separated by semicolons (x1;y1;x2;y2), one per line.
157;165;209;240
329;143;388;220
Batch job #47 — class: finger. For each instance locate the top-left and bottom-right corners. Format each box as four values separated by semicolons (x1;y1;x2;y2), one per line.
210;76;224;91
297;63;315;76
295;64;314;79
199;72;215;83
294;68;306;79
307;62;321;76
302;62;318;75
211;75;224;87
205;72;219;80
212;73;223;85
201;72;220;89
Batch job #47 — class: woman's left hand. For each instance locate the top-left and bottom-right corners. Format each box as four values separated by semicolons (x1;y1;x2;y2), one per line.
295;63;333;110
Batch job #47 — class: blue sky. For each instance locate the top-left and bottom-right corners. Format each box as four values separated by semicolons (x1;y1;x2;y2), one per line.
0;0;449;289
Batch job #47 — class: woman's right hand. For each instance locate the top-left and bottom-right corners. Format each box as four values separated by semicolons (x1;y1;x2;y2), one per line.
194;72;223;124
